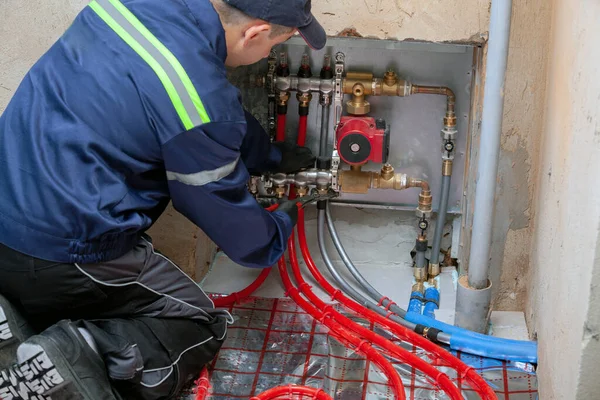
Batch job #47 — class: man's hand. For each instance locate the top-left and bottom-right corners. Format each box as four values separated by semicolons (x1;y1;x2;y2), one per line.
272;142;315;174
276;198;299;226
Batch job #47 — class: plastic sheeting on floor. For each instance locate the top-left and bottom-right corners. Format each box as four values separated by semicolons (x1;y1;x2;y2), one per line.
180;297;538;400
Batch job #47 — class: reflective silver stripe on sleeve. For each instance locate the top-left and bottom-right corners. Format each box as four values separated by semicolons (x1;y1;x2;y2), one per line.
166;158;239;187
95;0;204;128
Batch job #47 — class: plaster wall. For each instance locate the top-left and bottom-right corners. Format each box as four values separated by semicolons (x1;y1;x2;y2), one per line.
526;0;600;398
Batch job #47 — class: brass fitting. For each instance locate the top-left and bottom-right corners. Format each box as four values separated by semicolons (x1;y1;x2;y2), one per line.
317;187;329;195
346;83;370;115
278;91;290;107
372;172;408;190
296;91;313;108
338;165;432;198
442;160;453;177
338;168;373;194
343;72;375;95
412;282;425;294
429;263;441;278
444;112;457;128
380;163;394;181
381;70;410;97
384;70;397;86
295;186;308;197
414;267;427;282
275;186;286;198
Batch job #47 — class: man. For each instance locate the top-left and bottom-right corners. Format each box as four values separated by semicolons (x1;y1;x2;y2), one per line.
0;0;324;398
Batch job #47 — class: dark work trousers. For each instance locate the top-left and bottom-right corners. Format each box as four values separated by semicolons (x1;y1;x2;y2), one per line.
0;237;232;399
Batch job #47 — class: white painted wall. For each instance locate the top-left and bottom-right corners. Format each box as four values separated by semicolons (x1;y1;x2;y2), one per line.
527;0;600;398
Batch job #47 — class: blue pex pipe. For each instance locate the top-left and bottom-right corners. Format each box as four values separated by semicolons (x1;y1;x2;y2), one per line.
405;311;538;363
407;291;424;314
423;288;440;319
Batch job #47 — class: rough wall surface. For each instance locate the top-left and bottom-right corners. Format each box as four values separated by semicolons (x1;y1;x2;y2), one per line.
488;1;552;310
313;0;489;43
526;0;600;398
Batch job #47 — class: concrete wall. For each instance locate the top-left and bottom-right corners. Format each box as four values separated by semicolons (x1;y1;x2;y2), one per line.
526;0;600;398
0;0;547;310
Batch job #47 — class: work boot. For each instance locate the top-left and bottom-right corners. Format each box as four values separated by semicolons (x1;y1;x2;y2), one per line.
0;294;36;370
0;320;120;400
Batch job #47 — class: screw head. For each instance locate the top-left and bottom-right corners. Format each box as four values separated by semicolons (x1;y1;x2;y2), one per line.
419;220;429;230
445;142;455;152
350;143;361;153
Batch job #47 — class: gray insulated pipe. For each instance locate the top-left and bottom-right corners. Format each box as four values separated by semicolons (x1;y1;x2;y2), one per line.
430;175;452;265
316;208;420;331
320;206;452;344
455;0;513;333
319;105;331;157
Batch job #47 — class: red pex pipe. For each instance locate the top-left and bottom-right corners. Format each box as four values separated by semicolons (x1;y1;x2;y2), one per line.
298;115;308;147
213;204;279;308
194;367;210;400
276;114;287;142
296;209;497;400
287;234;462;400
277;257;405;400
250;385;332;400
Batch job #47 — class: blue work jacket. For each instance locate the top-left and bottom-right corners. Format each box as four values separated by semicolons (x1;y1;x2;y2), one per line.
0;0;293;267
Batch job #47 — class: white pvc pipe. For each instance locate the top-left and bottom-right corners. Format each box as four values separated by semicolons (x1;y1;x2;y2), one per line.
467;0;513;289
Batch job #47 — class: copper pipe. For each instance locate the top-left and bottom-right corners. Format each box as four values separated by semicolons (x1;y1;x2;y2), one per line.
411;85;455;103
411;85;456;121
407;178;430;192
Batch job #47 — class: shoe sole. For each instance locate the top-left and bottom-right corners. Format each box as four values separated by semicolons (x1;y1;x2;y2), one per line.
0;296;34;370
1;322;119;400
33;324;117;400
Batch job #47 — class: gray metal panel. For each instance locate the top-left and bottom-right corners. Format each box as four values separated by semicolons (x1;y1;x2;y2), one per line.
232;38;475;213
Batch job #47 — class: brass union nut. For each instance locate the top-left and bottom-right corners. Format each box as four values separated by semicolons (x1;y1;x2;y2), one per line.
346;99;370;115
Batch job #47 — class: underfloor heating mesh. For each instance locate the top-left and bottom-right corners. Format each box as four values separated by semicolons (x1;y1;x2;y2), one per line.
179;297;538;400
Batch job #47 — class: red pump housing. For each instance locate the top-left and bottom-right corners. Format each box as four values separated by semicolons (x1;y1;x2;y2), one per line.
336;116;390;166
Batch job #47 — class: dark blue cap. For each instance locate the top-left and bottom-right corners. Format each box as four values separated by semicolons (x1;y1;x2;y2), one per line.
223;0;327;50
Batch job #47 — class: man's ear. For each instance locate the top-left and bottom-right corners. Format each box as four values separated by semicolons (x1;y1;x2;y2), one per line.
242;23;271;47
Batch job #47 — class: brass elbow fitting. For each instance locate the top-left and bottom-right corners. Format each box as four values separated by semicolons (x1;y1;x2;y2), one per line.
406;178;432;218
